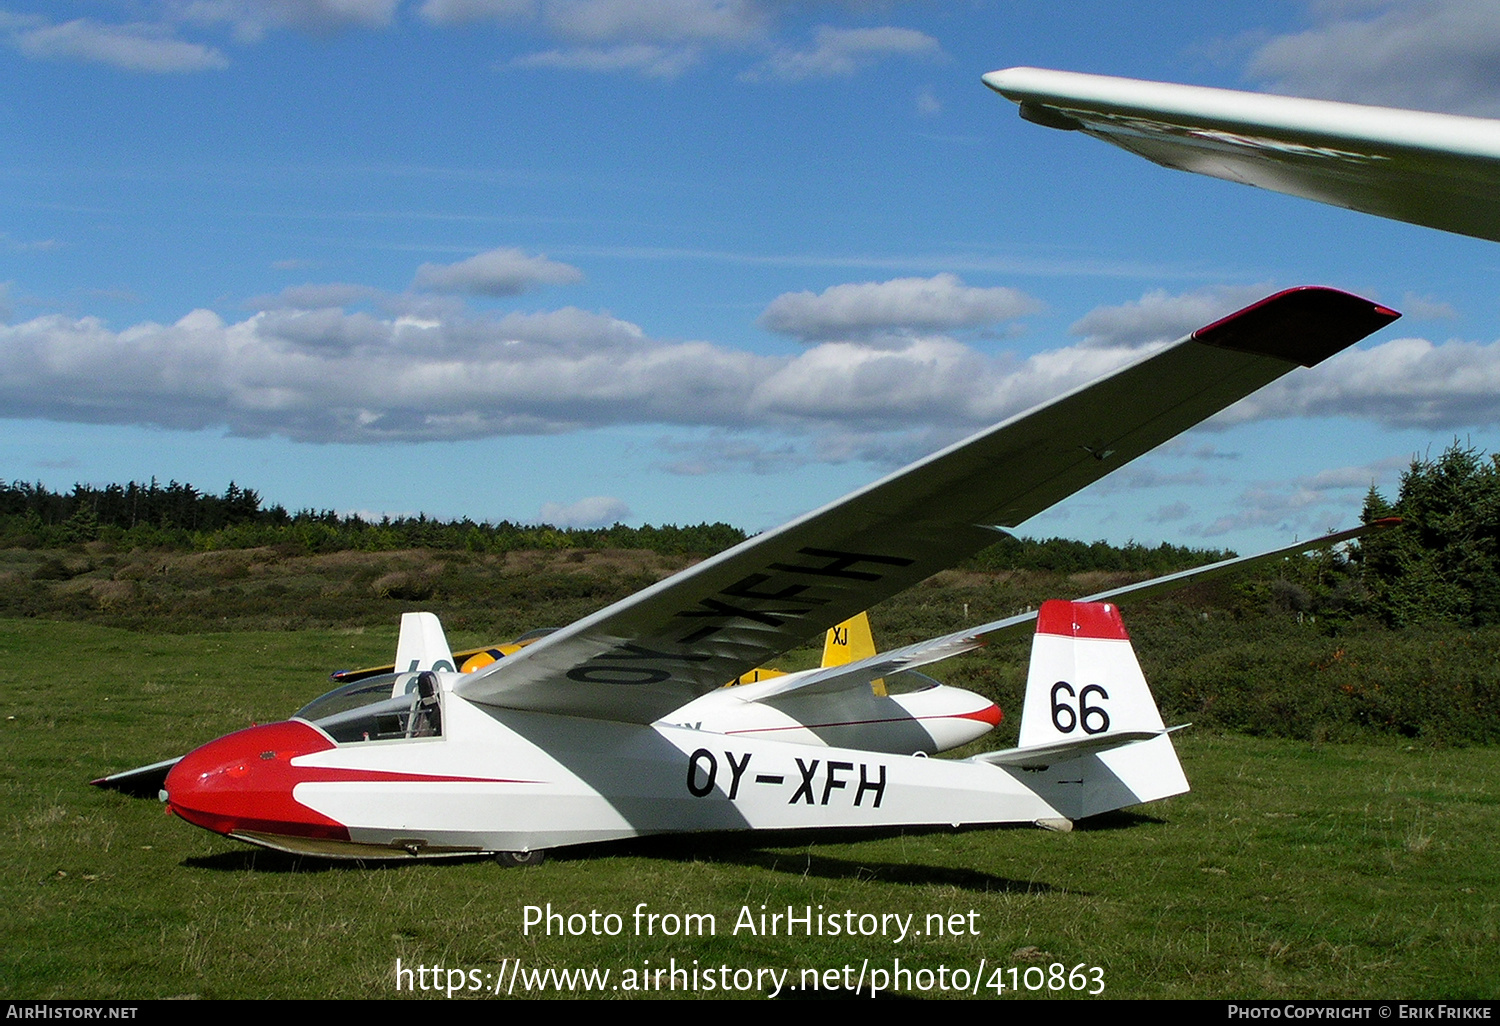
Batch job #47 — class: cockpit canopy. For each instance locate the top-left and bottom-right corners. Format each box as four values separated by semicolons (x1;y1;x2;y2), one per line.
294;672;442;744
881;669;943;695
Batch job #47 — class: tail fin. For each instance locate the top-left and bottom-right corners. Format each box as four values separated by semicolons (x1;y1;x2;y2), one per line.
821;611;877;667
395;612;457;674
999;600;1187;819
1019;600;1165;747
821;612;886;696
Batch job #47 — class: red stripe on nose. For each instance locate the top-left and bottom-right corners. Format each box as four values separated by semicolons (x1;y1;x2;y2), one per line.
165;721;350;841
958;703;1003;727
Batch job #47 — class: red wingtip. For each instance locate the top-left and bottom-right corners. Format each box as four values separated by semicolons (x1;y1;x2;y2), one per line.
1191;286;1401;368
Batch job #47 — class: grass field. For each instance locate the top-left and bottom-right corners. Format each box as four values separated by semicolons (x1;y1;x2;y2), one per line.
3;617;1497;1000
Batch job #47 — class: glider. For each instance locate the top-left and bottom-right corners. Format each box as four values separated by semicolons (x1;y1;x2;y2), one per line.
982;66;1500;243
95;287;1399;860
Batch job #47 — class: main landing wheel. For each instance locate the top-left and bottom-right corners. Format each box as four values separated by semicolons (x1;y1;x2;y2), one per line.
495;849;546;866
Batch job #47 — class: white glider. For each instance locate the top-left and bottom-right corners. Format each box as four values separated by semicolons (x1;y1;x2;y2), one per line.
98;288;1399;859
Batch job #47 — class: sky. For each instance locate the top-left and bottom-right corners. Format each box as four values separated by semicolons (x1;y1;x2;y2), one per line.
4;0;1500;554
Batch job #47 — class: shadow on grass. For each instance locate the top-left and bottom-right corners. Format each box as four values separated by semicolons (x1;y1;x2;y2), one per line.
551;826;1074;894
182;849;481;873
182;815;1159;883
1072;809;1167;832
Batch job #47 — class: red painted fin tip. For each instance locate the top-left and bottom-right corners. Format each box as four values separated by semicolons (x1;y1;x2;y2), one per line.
1035;599;1130;640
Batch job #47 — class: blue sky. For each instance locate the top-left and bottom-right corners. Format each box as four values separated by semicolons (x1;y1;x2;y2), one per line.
4;0;1500;553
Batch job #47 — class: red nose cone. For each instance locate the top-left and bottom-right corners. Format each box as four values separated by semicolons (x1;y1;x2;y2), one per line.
165;721;349;841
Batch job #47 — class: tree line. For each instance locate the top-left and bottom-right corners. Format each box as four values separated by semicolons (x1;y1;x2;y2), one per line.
1;475;1241;570
5;441;1494;608
0;478;746;556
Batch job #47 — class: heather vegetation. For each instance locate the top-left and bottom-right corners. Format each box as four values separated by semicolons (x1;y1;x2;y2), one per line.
4;444;1499;745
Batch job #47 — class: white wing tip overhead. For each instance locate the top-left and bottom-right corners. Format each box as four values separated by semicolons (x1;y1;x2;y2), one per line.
981;66;1500;152
984;66;1500;244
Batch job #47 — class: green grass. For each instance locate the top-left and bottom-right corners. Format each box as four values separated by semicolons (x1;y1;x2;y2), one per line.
2;619;1497;999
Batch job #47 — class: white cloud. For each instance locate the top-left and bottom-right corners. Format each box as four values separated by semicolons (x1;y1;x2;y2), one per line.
10;18;228;73
413;247;584;296
744;24;941;81
1156;439;1242;461
539;495;631;527
1296;455;1409;490
0;304;777;442
1400;291;1459;320
759;273;1041;342
2;1;398;72
1247;0;1500;115
654;435;803;476
1069;284;1275;349
1190;456;1406;538
512;43;701;77
1;231;61;252
1222;334;1500;430
181;0;398;37
495;0;766;75
11;266;1494;462
417;0;537;25
0;290;1146;445
543;0;766;44
750;335;1143;430
1092;466;1218;494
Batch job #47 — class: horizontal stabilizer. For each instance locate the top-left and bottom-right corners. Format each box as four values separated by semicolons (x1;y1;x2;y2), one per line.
90;757;182;799
969;730;1160;769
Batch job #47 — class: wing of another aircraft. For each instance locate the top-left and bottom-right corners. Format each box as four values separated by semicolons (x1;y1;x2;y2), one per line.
454;287;1398;724
736;518;1399;703
983;67;1500;244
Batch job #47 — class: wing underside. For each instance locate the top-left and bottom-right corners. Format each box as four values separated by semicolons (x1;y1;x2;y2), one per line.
454;287;1397;724
983;66;1500;244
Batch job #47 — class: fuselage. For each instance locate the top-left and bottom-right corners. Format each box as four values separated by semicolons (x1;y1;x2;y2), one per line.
163;674;1047;859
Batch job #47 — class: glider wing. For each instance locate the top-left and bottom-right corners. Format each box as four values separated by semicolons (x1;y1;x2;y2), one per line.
455;288;1397;723
984;66;1500;244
